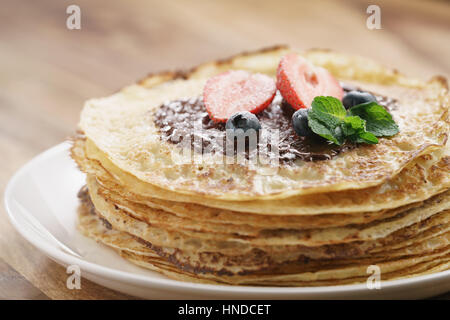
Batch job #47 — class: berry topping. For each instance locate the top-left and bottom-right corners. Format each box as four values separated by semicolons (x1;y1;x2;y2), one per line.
342;90;377;109
225;111;261;133
292;108;314;137
203;70;276;123
276;53;343;109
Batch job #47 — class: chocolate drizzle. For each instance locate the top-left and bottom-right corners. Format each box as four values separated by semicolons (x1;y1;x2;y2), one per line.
153;84;398;164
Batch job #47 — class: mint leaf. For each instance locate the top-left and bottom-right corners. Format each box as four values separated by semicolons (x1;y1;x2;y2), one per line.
348;102;399;137
310;96;346;125
306;96;396;146
307;96;347;145
358;131;379;144
308;112;344;145
342;116;365;136
348;131;379;144
341;116;379;144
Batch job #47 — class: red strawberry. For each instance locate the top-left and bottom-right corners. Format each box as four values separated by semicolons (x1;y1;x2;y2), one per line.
276;53;343;109
203;70;276;123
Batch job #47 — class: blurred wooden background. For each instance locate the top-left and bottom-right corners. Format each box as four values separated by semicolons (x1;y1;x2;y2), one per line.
0;0;449;300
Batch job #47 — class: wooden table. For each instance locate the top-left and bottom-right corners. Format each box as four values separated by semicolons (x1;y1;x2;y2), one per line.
0;0;448;300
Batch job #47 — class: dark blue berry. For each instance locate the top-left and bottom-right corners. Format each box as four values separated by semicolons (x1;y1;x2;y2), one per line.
225;111;261;133
342;91;377;109
292;108;314;137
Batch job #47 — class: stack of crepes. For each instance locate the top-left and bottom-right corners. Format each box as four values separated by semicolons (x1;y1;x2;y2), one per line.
71;47;450;286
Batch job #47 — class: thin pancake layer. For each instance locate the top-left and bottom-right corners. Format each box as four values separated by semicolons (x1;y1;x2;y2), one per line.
78;202;450;286
88;178;450;254
72;136;450;215
98;181;430;234
79;47;449;201
87;176;450;248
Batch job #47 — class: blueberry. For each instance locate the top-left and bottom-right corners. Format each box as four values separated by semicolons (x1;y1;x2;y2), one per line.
342;90;377;109
225;111;261;132
292;108;314;137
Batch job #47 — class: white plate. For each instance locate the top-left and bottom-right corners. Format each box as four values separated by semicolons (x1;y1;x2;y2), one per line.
4;142;450;299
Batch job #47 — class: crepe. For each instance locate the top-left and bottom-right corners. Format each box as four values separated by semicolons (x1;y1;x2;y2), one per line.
79;47;449;200
87;176;450;249
72;135;450;215
78;199;450;286
72;46;450;287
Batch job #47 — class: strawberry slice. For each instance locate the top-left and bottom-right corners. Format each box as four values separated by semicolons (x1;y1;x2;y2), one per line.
203;70;276;122
276;53;343;109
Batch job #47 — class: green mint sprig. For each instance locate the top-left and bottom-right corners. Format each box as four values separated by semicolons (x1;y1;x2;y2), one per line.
307;96;399;145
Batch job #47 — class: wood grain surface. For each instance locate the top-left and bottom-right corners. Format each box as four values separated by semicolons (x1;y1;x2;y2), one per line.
0;0;449;300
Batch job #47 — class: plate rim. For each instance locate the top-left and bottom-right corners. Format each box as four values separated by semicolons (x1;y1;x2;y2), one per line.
4;141;450;296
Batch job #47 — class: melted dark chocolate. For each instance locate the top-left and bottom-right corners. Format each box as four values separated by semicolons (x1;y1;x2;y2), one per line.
153;84;398;164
